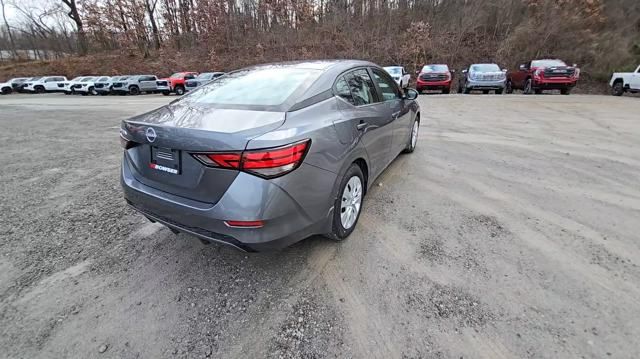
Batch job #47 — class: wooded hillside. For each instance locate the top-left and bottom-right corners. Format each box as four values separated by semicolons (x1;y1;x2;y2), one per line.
1;0;639;87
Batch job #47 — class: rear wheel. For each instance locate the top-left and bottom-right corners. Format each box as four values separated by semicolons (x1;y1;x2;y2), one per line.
35;86;45;94
129;86;140;95
505;80;513;94
326;164;365;241
1;87;12;95
612;81;624;96
89;86;97;96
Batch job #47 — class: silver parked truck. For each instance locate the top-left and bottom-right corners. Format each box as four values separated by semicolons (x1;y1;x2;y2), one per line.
111;75;170;95
120;60;421;251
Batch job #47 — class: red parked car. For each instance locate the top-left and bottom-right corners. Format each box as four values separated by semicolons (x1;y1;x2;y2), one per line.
161;72;198;96
506;59;579;95
416;64;454;94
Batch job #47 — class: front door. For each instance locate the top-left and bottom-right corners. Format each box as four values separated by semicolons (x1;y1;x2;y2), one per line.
370;68;411;156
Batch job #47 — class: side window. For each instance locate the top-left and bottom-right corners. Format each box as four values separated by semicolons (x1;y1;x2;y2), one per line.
185;74;195;80
334;76;355;105
44;78;54;82
372;69;401;101
347;69;377;106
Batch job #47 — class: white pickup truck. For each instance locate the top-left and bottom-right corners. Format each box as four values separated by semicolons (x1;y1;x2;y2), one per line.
610;65;640;96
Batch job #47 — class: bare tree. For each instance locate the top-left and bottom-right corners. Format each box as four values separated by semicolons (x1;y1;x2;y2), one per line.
61;0;87;55
0;0;17;58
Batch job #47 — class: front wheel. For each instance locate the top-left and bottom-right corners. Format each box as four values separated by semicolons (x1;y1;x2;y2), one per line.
523;79;533;95
612;82;624;96
404;117;420;153
35;86;45;94
560;88;571;95
482;90;489;94
174;86;185;96
326;164;365;241
162;91;170;96
496;89;504;95
89;87;97;96
1;87;12;95
129;86;140;95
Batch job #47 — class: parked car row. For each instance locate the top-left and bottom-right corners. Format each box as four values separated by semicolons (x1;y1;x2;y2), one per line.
410;59;581;95
0;71;226;96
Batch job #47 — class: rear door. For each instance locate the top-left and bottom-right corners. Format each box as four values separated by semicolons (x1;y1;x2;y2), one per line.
139;76;157;91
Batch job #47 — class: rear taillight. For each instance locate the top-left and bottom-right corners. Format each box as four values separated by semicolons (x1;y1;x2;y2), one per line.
119;129;138;150
192;139;310;179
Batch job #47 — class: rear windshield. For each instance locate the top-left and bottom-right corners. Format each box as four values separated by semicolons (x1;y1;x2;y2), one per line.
184;68;321;107
532;59;567;67
470;64;500;72
421;65;448;72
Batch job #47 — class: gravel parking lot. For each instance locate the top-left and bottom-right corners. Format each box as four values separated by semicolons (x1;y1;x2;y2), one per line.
1;93;639;359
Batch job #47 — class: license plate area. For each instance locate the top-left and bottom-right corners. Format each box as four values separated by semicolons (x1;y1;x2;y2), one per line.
150;146;181;175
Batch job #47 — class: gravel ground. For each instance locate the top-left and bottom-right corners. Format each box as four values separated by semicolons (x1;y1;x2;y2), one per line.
1;93;639;359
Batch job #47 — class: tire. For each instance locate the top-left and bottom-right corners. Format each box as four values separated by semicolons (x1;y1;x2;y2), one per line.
457;85;463;94
496;89;504;95
560;88;571;95
35;86;45;94
523;79;533;95
403;116;420;153
1;87;12;95
505;80;513;94
326;164;365;241
162;91;171;96
482;90;489;94
612;81;624;96
64;91;71;95
174;86;185;96
463;87;470;94
442;88;450;94
129;86;140;95
535;89;543;95
89;87;97;96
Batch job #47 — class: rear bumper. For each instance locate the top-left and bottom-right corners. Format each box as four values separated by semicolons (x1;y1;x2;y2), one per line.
121;154;335;251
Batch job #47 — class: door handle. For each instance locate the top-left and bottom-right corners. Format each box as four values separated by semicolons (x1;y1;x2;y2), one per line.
392;111;401;119
356;121;368;130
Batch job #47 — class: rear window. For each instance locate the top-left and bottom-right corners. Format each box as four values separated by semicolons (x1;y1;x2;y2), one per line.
185;68;321;107
422;65;448;72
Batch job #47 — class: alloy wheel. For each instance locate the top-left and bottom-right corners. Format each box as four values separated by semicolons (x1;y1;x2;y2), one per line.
411;121;419;149
340;176;363;229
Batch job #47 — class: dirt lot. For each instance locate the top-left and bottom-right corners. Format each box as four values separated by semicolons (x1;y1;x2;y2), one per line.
1;93;639;359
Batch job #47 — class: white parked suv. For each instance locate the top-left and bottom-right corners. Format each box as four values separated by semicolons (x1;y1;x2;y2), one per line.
610;65;640;96
383;66;411;89
63;76;94;94
22;76;69;93
1;80;12;95
69;76;111;95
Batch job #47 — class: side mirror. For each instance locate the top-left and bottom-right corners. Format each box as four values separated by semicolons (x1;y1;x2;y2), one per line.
415;70;420;75
405;89;419;100
502;69;508;72
572;63;578;68
450;69;456;74
462;69;468;74
519;64;527;71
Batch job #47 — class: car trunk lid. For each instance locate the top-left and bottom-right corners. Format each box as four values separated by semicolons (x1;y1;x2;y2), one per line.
122;103;285;204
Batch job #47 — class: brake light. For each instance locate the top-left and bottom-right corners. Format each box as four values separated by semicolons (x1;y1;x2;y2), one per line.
119;132;138;150
192;139;310;178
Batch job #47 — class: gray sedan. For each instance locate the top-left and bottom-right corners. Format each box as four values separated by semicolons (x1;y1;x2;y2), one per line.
120;60;421;251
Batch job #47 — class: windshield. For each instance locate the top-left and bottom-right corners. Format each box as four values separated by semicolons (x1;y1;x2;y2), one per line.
170;73;187;78
421;65;448;73
12;78;27;83
532;59;567;68
71;77;83;81
97;77;109;82
470;64;501;72
197;73;214;79
184;68;321;107
81;77;95;82
29;77;42;81
384;67;402;75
